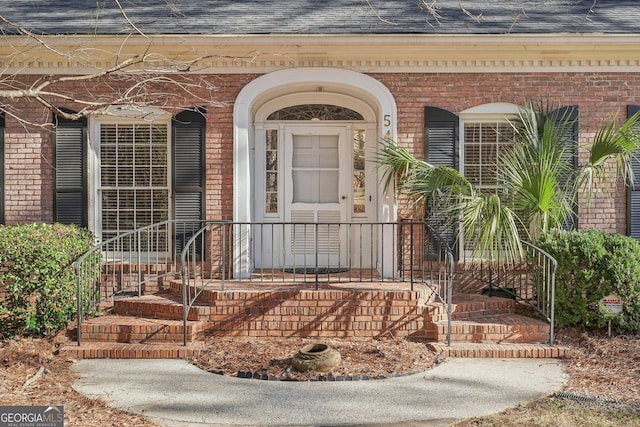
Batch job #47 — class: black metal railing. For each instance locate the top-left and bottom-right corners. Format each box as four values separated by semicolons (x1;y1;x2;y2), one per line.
180;220;455;346
454;240;557;344
74;220;206;345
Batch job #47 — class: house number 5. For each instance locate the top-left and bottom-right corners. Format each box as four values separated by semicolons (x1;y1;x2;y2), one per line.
383;114;392;140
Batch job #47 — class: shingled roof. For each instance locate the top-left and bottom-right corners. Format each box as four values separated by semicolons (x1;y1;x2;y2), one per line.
0;0;638;36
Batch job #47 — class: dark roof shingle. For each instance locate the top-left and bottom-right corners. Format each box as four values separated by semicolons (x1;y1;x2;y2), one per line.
1;0;639;36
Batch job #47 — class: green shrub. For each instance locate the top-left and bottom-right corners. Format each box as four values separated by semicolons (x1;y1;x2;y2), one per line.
537;229;640;333
0;223;96;337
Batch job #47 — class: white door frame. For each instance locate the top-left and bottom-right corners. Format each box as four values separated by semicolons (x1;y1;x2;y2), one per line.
233;68;398;278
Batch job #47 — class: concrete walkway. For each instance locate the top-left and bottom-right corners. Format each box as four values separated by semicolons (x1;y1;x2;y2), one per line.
72;358;567;427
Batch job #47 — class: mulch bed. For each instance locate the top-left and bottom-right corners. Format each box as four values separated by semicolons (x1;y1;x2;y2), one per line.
0;328;638;425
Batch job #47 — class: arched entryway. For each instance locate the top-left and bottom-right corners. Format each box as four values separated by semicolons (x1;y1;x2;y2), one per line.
233;68;397;278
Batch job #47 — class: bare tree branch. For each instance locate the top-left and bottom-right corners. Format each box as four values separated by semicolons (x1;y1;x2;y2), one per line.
458;1;482;23
587;0;597;21
0;14;77;64
419;0;442;27
364;0;397;26
508;8;526;34
114;0;148;38
0;8;253;127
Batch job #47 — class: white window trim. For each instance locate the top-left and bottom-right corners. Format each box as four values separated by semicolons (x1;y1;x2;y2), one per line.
458;102;522;261
459;102;521;187
88;107;173;245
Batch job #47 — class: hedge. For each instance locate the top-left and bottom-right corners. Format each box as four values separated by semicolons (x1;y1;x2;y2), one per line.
537;229;640;333
0;223;95;337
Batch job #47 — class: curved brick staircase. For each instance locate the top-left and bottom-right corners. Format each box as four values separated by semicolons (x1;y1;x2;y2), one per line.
60;277;569;360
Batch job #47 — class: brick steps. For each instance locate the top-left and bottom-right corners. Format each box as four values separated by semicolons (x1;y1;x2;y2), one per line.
428;342;569;358
426;314;550;343
425;295;550;344
71;288;560;359
60;341;203;359
79;315;204;343
113;293;212;321
425;294;517;322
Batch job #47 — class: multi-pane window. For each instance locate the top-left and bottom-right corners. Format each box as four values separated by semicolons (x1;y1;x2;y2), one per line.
265;129;278;214
292;134;339;203
267;104;364;121
352;129;366;214
463;122;515;189
100;123;169;251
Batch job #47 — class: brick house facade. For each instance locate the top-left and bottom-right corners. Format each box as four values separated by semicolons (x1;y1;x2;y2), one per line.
1;1;640;268
3;72;637;228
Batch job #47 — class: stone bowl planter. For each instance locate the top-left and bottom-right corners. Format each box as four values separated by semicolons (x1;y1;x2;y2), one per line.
291;343;341;373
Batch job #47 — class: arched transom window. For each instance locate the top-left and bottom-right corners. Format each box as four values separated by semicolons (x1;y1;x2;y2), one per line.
267;104;364;121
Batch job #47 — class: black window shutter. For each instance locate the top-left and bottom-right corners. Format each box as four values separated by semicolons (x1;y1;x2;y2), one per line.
54;116;87;227
424;106;459;253
627;105;640;240
173;109;205;253
549;105;579;231
424;106;459;169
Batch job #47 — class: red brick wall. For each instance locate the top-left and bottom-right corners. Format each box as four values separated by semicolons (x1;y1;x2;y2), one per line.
2;71;639;234
372;71;640;234
3;98;51;224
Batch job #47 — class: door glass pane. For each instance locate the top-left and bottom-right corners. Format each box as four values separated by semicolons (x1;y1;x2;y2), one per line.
318;136;339;168
265;129;278;213
318;171;339;203
267;104;364;121
353;129;366;213
292;171;339;203
292;134;339;204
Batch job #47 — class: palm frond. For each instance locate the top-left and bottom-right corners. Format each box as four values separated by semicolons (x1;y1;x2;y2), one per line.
460;193;524;264
501;102;575;237
375;139;472;198
579;110;640;204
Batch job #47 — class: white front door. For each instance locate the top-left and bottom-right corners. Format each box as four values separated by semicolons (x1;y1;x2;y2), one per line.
284;125;349;269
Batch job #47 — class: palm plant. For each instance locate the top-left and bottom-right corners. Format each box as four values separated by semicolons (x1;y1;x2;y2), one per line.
377;103;640;265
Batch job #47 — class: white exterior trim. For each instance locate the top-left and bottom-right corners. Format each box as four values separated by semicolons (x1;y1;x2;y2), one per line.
458;102;521;178
88;107;172;243
233;67;398;278
4;34;640;74
460;102;521;118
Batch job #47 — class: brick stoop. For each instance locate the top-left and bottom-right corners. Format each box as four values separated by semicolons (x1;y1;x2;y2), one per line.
424;294;552;346
428;342;569;358
426;314;551;343
59;341;203;359
78;315;204;343
113;293;212;321
67;284;560;359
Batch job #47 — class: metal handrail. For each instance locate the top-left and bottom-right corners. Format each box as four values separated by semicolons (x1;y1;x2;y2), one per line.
74;220;206;345
74;219;457;348
180;220;456;346
522;240;557;345
455;239;557;345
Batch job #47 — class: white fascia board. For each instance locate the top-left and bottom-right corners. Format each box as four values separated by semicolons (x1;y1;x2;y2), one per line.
3;33;640;74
